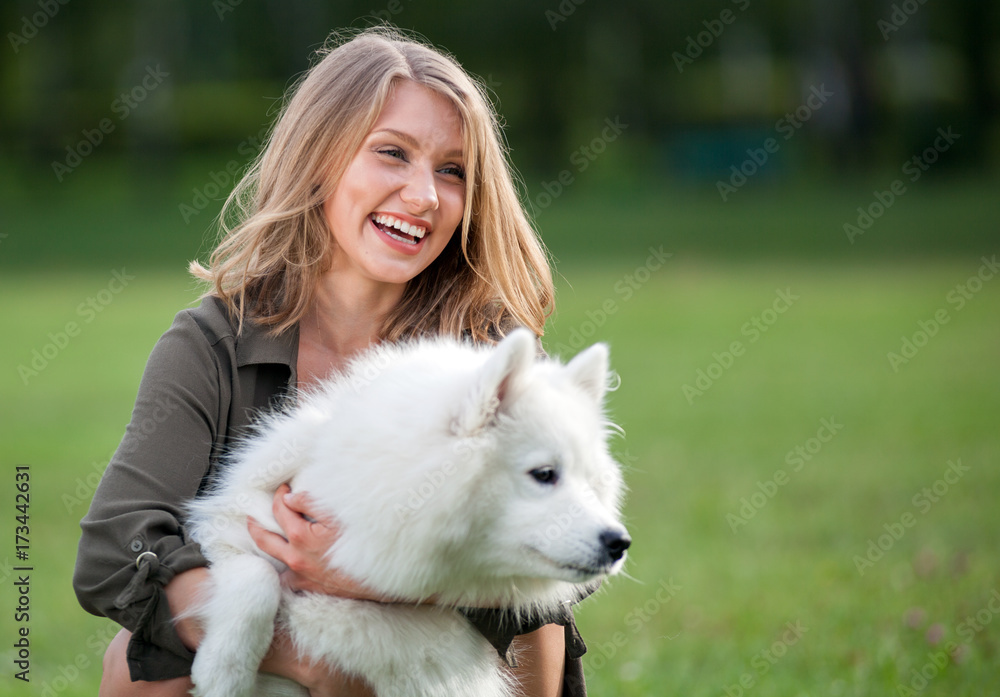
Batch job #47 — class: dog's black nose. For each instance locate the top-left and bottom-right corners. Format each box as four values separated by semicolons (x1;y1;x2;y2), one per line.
600;528;631;562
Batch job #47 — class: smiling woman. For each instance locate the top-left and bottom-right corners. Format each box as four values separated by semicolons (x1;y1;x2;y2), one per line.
322;80;466;283
72;24;587;697
188;26;552;345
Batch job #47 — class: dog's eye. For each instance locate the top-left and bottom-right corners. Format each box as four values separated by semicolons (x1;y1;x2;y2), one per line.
529;466;559;486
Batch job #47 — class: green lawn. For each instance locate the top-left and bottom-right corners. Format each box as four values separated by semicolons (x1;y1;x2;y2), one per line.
2;259;998;696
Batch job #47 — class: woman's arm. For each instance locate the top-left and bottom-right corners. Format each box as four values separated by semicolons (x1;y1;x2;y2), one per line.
99;629;193;697
258;626;374;697
509;623;566;697
74;305;229;681
98;567;373;697
159;550;375;695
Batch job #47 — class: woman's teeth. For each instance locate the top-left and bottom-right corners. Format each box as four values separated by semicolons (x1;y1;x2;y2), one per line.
373;213;426;240
384;227;416;245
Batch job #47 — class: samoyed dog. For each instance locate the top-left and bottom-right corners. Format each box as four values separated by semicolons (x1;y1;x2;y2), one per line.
186;328;630;697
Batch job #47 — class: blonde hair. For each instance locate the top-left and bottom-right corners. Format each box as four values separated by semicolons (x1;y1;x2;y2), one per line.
190;26;554;343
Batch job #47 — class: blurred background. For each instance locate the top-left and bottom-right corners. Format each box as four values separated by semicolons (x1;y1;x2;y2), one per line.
2;1;999;695
1;0;998;265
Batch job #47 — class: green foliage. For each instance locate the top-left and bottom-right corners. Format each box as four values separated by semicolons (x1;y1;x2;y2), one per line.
2;155;998;272
4;1;999;174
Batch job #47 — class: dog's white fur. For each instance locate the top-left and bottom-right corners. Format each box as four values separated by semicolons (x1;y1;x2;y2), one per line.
186;329;629;697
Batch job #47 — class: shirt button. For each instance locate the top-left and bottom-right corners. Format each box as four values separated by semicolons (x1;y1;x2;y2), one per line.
129;538;144;553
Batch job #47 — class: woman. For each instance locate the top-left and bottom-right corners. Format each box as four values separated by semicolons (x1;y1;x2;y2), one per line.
74;26;589;696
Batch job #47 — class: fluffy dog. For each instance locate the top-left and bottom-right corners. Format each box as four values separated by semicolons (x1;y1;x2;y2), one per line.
186;328;630;697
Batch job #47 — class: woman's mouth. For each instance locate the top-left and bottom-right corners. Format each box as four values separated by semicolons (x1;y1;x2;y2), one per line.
370;213;428;246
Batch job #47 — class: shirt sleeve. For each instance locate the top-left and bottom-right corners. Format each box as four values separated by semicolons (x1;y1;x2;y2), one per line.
73;306;231;681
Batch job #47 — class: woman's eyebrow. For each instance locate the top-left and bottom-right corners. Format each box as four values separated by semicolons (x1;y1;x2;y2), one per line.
371;128;463;160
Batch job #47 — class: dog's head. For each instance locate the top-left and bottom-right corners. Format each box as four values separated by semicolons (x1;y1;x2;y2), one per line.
454;329;630;590
301;328;630;607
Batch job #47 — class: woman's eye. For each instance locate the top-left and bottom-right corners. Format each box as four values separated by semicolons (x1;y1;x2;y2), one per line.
377;147;463;180
440;165;466;180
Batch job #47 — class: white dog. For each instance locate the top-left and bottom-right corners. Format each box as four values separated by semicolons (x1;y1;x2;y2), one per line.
186;328;630;697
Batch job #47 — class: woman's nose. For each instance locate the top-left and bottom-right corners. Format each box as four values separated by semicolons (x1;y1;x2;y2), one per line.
399;165;439;213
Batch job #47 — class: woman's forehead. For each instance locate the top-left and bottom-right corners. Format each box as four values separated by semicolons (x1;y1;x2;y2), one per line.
369;80;465;157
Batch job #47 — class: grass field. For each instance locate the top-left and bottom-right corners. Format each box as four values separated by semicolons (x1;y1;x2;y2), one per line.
2;257;998;696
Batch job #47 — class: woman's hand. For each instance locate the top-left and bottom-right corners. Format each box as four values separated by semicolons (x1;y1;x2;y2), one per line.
248;483;387;601
248;484;565;696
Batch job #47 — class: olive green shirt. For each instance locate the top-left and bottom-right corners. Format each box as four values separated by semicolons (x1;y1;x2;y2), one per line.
73;296;589;694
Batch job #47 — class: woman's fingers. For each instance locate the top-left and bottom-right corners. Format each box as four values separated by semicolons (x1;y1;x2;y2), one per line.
278;486;340;547
248;483;389;602
247;515;290;559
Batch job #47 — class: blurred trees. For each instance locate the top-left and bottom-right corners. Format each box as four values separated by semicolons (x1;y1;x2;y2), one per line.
2;0;997;178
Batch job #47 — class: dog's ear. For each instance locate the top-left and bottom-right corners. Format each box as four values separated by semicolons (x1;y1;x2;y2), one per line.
565;342;611;404
456;328;536;434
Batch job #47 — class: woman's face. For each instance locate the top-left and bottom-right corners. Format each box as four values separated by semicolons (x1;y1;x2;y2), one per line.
323;80;467;289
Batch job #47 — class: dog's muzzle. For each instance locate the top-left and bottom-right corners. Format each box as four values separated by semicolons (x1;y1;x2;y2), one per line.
599;527;631;563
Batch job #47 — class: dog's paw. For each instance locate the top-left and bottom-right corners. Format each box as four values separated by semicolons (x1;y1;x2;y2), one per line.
190;653;258;697
190;555;282;697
